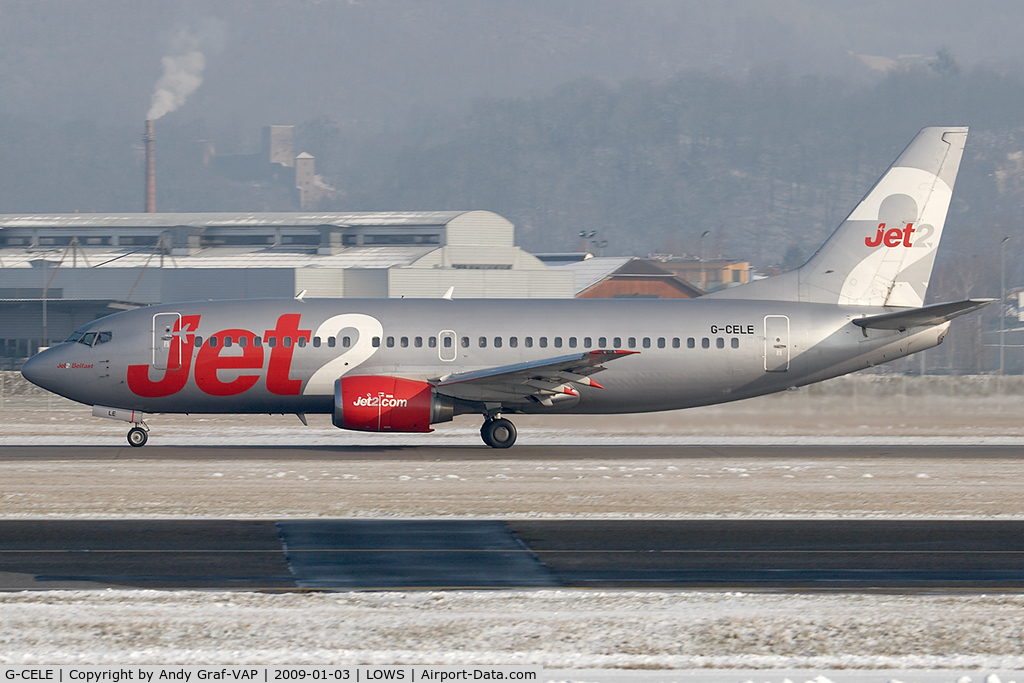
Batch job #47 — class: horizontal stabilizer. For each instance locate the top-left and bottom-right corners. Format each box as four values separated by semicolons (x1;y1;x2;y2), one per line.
852;298;995;331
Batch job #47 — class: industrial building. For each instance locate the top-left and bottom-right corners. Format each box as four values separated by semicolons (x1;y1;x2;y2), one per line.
0;210;575;366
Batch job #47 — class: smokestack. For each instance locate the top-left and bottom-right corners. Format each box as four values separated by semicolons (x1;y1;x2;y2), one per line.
144;120;155;213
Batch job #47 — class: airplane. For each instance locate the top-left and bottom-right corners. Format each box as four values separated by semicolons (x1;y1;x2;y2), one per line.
21;126;992;449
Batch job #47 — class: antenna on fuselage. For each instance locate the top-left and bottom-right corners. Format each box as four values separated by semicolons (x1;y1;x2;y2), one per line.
442;286;454;300
295;290;307;301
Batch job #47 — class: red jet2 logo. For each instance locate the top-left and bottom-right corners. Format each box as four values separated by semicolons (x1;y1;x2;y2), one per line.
126;314;311;398
865;222;914;248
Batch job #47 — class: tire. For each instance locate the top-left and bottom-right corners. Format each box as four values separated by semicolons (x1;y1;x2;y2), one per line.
127;427;148;448
481;418;517;449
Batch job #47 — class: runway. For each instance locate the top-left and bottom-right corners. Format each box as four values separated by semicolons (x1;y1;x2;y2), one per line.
4;443;1024;460
2;519;1024;591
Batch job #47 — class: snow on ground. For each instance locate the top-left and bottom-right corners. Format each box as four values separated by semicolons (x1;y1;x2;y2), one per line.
1;589;1023;673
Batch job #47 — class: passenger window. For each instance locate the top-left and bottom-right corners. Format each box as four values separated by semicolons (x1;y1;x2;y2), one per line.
386;337;394;348
342;336;351;348
687;337;695;349
628;337;637;348
613;337;621;348
95;331;112;345
642;338;651;348
442;337;451;348
430;337;438;348
297;337;306;348
239;336;248;348
254;336;262;348
509;337;518;348
731;337;740;349
267;336;277;348
194;336;203;347
415;337;423;348
672;338;680;348
283;336;292;348
569;337;577;348
599;337;607;347
584;337;592;348
525;337;533;348
224;336;233;348
479;337;487;348
494;337;502;348
372;337;380;347
658;338;665;348
210;336;218;348
554;337;562;348
401;337;409;348
539;337;548;348
312;337;320;348
717;337;725;349
327;336;335;348
701;338;710;349
461;337;469;348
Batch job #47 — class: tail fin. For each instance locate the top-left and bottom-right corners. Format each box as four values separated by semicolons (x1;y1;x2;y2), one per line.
712;126;968;307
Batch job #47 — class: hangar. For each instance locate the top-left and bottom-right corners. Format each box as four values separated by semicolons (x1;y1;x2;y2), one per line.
0;210;574;366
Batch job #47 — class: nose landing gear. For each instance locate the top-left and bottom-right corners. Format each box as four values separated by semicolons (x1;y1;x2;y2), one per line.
127;423;149;448
480;416;517;449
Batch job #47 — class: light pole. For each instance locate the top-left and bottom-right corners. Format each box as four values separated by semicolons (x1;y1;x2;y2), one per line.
1000;236;1010;374
699;230;710;291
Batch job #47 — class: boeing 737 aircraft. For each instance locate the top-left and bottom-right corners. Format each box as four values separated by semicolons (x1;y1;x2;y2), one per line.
21;126;991;448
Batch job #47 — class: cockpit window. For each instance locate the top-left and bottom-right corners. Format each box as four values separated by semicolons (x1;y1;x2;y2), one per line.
94;331;112;345
65;330;85;343
80;332;97;346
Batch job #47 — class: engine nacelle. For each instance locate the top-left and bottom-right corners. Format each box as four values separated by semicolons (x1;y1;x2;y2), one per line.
333;375;454;433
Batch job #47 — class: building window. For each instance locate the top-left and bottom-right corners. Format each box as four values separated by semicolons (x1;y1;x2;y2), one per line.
702;338;709;349
494;337;502;348
731;337;740;349
509;337;518;348
554;337;562;348
401;337;409;348
716;337;725;349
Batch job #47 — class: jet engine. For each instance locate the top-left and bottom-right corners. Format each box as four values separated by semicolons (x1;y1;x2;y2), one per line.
333;375;454;432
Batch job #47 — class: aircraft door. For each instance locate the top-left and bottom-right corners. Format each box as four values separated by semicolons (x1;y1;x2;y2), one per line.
152;312;183;370
764;315;790;372
438;330;457;362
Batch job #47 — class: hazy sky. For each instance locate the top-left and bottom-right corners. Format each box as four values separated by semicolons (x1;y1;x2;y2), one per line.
2;0;1023;136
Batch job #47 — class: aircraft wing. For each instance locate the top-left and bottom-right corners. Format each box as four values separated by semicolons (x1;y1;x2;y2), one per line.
432;349;638;403
852;298;996;331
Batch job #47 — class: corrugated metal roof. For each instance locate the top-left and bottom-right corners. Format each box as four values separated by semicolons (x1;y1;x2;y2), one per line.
552;257;633;294
0;245;438;269
0;211;469;230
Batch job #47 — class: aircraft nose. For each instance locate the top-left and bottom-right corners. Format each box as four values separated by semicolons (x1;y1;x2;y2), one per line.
20;348;57;391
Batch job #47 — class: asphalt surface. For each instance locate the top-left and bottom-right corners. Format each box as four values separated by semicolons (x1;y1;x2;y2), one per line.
3;444;1024;460
2;519;1024;591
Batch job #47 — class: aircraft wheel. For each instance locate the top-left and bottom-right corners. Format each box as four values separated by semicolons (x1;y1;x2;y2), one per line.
127;427;148;448
481;418;517;449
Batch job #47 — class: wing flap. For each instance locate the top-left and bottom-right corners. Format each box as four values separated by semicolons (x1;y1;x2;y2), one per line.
852;298;995;331
433;350;637;403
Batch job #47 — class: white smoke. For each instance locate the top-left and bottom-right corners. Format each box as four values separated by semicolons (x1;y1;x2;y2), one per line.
147;49;206;120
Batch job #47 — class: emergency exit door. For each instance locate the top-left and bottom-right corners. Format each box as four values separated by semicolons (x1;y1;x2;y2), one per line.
764;315;790;372
152;312;182;370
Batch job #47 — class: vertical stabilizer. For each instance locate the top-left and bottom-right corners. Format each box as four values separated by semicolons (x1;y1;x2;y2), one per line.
712;126;968;306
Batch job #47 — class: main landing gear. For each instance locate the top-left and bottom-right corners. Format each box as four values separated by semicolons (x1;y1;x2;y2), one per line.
480;416;517;449
127;423;149;448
